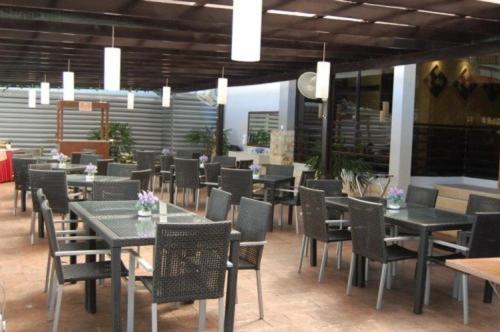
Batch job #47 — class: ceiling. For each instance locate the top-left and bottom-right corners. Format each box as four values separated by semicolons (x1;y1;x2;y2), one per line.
0;0;500;91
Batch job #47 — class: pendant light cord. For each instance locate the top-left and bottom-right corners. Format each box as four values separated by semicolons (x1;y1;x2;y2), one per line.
67;59;70;72
111;25;115;48
322;42;326;62
221;66;225;78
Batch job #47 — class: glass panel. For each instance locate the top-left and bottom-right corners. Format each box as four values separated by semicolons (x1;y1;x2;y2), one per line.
247;111;279;147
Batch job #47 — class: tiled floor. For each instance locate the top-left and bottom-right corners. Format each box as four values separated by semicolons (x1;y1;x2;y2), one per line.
0;181;499;331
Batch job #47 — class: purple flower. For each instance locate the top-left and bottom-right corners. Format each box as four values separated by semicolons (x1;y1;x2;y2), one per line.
84;163;97;174
137;190;159;211
50;148;59;156
199;155;209;163
249;164;261;172
162;148;171;156
254;147;265;154
57;153;68;163
387;187;404;200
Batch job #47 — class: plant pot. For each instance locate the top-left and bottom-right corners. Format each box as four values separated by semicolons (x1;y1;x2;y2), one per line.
387;199;401;210
138;209;152;217
252;173;259;179
85;174;95;182
58;162;66;169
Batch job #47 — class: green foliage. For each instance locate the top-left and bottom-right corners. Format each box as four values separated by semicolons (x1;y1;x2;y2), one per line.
185;127;230;156
248;129;271;147
117;152;135;164
88;123;134;160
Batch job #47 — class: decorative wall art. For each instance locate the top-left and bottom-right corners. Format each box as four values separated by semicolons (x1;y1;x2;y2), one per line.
453;68;477;100
424;65;448;97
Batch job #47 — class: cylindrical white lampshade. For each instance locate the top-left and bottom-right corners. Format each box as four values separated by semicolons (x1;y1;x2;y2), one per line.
127;92;135;110
63;71;74;101
217;78;228;105
28;88;36;108
162;86;171;107
104;47;121;91
231;0;262;62
40;82;50;105
315;61;331;100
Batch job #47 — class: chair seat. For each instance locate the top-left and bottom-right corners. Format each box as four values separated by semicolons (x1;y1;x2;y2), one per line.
60;240;109;252
327;229;351;242
429;252;465;265
62;260;127;282
385;244;418;262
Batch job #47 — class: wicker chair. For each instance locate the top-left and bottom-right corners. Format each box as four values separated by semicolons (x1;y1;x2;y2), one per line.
79;154;101;165
29;169;71;216
406;185;438;207
92;180;140;201
126;222;232;332
235;197;272;319
176;149;197;159
212;155;236;168
346;197;417;309
425;212;500;324
40;198;126;332
298;186;351;282
12;157;37;215
135;151;159;189
201;162;221;196
70;152;83;164
306;179;344;220
206;188;232;222
220;168;253;219
107;163;137;177
236;159;253;170
96;159;113;176
254;164;294;201
131;169;152;191
173;158;202;210
159;155;174;197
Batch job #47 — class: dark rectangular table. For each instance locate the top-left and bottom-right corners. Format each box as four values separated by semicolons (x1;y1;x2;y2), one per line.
70;200;241;332
66;174;128;187
323;196;473;315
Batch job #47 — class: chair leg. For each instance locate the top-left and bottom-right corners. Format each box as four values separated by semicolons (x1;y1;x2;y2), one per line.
256;270;264;319
318;242;328;282
346;253;355;295
44;252;52;293
174;186;178;205
365;259;369;283
198;300;206;332
305;237;309;257
336;242;342;270
218;297;225;332
424;262;431;305
47;264;55;308
297;235;307;273
127;253;136;332
386;263;392;290
195;189;200;211
279;205;283;227
151;303;158;332
30;212;37;245
52;285;63;332
294;206;299;234
453;272;459;299
13;189;18;216
376;263;388;310
462;274;469;324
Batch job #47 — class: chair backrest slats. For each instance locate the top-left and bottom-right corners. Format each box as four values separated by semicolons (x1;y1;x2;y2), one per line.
468;212;500;258
107;163;137;177
174;158;200;189
135;151;158;171
13;158;37;189
306;179;343;197
466;194;500;215
204;163;221;184
80;154;101;166
92;180;140;201
206;188;232;221
131;169;152;191
212;155;236;168
299;186;329;242
405;185;438;208
266;164;294;177
29;169;69;214
220;168;253;205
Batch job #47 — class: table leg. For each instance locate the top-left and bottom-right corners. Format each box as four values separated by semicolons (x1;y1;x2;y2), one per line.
21;189;26;212
169;174;174;204
483;281;494;304
353;255;366;288
268;185;276;232
225;238;240;332
310;239;317;266
38;212;44;238
84;228;96;313
111;247;122;332
414;230;429;314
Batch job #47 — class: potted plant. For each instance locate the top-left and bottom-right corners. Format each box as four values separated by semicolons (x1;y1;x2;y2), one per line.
57;153;68;168
199;154;209;167
84;163;97;182
136;190;159;217
386;187;404;210
249;164;261;179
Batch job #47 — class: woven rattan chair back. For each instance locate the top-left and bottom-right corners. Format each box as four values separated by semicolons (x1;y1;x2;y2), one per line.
236;197;272;269
40;198;64;284
266;164;294;177
220;168;253;206
296;170;316;205
131;169;152;191
107;163;137;177
160;155;174;171
306;179;343;197
348;197;387;262
92;180;140;201
405;185;438;208
237;159;253;170
467;212;500;258
466;194;500;215
13;157;37;190
80;154;101;166
152;222;232;303
174;158;200;189
96;159;113;176
206;188;232;221
204;163;221;184
136;151;158;171
70;152;83;164
176;149;196;159
29;169;69;215
212;155;236;168
299;186;329;242
29;163;52;170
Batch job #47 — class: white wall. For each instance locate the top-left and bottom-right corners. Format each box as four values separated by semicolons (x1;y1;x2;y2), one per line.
224;80;295;146
411;176;499;189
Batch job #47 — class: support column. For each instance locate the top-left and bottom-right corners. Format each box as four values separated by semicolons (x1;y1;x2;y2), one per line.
389;64;417;191
320;70;335;178
216;104;225;155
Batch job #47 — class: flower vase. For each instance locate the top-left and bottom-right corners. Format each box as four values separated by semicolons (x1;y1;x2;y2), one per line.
138;208;152;217
252;171;259;179
85;174;95;182
58;162;66;169
387;199;401;210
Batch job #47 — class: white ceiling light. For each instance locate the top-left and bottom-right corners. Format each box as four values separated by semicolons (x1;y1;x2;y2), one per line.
162;79;171;108
267;9;315;17
232;0;262;62
127;91;135;110
324;15;365;22
104;26;121;91
28;88;36;108
478;0;500;4
40;74;50;105
217;67;228;105
315;43;331;101
63;59;74;101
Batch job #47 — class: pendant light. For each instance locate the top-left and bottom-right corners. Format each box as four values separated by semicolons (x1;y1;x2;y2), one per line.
127;91;135;110
231;0;262;62
217;67;228;105
315;43;331;100
104;26;121;91
28;87;36;108
63;59;74;101
162;79;171;108
40;74;50;105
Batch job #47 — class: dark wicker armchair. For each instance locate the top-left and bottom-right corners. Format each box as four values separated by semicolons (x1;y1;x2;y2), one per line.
92;180;140;201
206;188;232;222
12;157;37;215
107;163;137;177
173;158;202;210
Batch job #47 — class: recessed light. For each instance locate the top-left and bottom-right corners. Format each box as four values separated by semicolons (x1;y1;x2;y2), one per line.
374;21;415;27
417;9;457;17
324;15;365;22
145;0;196;6
267;9;316;18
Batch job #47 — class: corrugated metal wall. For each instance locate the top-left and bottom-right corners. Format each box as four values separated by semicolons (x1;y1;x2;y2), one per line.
0;88;216;152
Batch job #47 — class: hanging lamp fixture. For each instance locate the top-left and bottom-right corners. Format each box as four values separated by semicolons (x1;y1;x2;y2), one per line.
217;67;228;105
127;90;135;110
63;59;75;101
28;85;36;108
315;43;331;100
104;25;121;91
231;0;262;62
40;74;50;105
162;78;171;108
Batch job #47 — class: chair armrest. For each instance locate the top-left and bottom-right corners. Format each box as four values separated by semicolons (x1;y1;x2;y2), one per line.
240;241;267;247
201;181;219;187
432;239;470;252
53;219;81;224
56;236;102;241
326;220;350;227
384;236;419;243
227;261;234;269
56;230;86;235
55;249;110;257
275;188;297;194
160;170;171;175
129;250;154;273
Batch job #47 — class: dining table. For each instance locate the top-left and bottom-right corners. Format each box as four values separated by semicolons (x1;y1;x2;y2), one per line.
66;174;128;188
322;196;473;315
69;200;241;332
